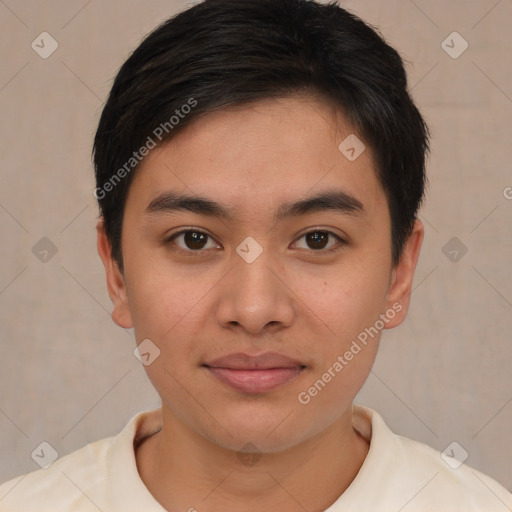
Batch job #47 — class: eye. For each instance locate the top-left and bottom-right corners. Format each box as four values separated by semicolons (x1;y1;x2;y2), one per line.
293;230;345;253
167;230;221;254
165;228;346;256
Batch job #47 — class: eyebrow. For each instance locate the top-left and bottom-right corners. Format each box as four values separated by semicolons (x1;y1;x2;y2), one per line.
145;189;365;221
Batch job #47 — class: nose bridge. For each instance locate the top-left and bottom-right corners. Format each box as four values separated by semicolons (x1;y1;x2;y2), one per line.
215;238;294;333
235;243;277;300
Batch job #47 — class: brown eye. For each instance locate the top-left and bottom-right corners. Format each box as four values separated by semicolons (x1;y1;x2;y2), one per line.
294;230;345;253
183;231;207;250
168;230;220;253
306;231;329;250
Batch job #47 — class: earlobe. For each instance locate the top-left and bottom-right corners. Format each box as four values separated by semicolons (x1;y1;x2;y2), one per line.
384;219;424;329
96;219;134;329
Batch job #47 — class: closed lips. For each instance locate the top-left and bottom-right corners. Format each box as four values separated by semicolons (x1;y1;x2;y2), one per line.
203;352;306;370
203;352;306;393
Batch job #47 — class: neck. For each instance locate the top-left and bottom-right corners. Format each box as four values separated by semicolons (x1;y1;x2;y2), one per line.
136;409;369;512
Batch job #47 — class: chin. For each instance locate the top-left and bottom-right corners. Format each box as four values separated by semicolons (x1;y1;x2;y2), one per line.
197;410;310;455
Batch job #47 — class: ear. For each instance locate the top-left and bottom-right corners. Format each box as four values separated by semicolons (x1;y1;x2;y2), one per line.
383;219;424;329
96;219;133;329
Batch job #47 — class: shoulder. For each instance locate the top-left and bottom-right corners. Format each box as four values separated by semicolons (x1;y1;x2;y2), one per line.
0;435;113;512
396;433;512;510
345;405;512;511
0;409;157;512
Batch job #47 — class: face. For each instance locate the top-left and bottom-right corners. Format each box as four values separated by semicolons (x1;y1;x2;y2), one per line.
98;95;423;453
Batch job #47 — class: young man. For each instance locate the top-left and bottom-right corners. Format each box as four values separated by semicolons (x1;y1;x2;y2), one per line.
1;0;510;510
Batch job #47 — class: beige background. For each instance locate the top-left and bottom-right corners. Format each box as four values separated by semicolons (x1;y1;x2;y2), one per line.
0;0;511;492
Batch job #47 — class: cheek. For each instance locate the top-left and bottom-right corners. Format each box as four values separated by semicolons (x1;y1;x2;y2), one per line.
296;258;391;338
125;271;208;400
126;267;210;343
293;266;387;416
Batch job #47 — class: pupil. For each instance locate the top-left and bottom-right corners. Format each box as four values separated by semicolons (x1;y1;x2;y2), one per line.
185;231;206;250
307;231;328;250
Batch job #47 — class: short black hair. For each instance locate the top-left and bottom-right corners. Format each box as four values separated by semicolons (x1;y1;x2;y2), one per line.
93;0;429;269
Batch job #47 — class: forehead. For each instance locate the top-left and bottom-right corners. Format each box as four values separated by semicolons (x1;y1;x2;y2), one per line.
127;95;387;222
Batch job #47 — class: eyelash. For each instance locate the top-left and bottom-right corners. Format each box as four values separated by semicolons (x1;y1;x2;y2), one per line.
165;229;346;256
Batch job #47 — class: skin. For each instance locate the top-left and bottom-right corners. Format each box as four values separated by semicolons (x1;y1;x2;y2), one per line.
97;94;424;512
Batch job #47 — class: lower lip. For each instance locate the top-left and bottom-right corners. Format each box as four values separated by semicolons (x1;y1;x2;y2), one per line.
205;366;305;393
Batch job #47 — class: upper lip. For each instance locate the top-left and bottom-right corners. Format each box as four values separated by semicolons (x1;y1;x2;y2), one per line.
203;352;305;370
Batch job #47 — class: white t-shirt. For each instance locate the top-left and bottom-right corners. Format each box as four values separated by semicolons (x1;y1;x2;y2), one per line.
1;405;510;511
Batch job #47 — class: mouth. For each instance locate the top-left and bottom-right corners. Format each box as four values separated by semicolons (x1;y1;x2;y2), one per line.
202;352;307;393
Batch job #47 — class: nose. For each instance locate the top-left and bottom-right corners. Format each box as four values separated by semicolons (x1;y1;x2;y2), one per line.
214;246;295;335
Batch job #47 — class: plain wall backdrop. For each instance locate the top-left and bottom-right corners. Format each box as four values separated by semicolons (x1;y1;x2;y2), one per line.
0;0;511;492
